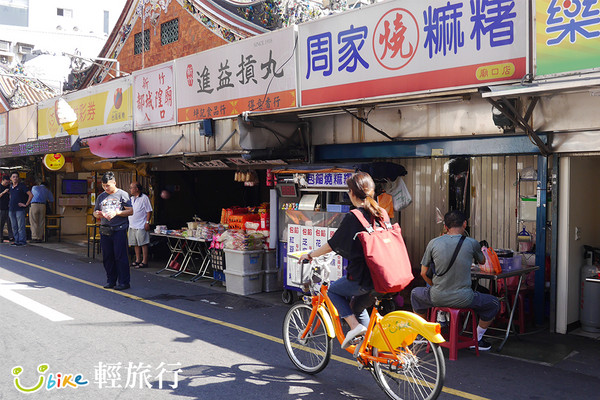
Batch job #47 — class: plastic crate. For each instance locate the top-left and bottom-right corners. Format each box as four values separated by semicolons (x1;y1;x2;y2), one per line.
213;269;226;283
224;270;263;295
263;268;282;292
210;249;226;271
223;249;264;274
499;255;522;272
326;204;351;213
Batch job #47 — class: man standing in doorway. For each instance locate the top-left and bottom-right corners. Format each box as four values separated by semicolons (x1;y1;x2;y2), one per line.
30;180;54;242
9;172;32;246
128;182;153;269
0;175;14;243
93;172;133;290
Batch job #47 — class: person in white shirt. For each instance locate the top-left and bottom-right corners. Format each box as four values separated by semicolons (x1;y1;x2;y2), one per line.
128;182;153;268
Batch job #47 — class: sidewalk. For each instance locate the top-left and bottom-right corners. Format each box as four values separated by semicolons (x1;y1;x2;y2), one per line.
28;235;600;380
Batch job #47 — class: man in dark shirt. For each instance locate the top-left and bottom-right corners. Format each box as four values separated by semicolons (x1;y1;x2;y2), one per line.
0;175;13;242
9;172;33;246
93;171;133;290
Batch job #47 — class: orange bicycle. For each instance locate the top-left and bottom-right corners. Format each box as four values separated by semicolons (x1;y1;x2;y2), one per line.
282;257;446;400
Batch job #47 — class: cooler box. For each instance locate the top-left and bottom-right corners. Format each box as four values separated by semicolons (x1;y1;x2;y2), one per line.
224;270;264;295
223;249;264;274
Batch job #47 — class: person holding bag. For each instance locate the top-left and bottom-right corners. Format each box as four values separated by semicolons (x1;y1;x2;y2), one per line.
93;172;133;290
299;172;383;349
411;210;500;351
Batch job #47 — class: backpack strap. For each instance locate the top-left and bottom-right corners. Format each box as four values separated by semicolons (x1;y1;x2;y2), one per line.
435;235;466;277
351;209;374;233
350;208;392;233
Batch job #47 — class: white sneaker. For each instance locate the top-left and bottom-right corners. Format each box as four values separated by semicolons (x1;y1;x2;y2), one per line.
341;325;367;349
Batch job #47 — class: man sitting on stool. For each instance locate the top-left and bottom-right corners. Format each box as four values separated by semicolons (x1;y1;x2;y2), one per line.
411;210;500;351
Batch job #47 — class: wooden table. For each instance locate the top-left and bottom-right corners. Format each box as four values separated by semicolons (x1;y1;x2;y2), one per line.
150;233;212;281
471;265;539;351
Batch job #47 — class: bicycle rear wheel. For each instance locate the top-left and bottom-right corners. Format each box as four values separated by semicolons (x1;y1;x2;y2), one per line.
282;303;332;374
372;339;445;400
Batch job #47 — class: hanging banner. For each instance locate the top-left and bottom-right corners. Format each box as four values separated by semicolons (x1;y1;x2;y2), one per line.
175;26;297;122
37;76;133;138
133;61;176;129
536;0;600;76
42;153;66;171
298;0;528;106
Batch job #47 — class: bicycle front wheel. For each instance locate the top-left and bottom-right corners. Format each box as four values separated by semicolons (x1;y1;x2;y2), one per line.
372;339;445;400
282;303;333;374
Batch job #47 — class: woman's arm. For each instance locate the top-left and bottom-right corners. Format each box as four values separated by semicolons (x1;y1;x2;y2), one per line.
299;242;333;262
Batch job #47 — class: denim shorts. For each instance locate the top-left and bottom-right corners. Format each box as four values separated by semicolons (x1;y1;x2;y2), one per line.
411;286;500;322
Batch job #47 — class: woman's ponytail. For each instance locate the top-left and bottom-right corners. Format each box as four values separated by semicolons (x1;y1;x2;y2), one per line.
347;171;384;218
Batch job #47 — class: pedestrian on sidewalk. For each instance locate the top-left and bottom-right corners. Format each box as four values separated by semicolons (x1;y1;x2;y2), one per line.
30;180;54;243
93;172;133;290
128;182;152;269
0;175;14;243
8;172;32;247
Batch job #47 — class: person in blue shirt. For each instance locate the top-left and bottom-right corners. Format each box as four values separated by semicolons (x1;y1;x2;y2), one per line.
30;180;55;243
9;172;33;246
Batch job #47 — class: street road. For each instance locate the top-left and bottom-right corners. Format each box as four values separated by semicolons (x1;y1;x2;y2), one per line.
1;244;599;400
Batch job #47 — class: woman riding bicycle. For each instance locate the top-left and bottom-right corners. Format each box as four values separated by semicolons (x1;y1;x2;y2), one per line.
299;171;384;349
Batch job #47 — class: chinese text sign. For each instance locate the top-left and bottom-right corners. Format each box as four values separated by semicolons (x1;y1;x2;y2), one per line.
536;0;600;76
175;27;297;122
298;0;528;106
133;62;176;129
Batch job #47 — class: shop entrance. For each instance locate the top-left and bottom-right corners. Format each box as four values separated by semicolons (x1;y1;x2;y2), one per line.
557;155;600;334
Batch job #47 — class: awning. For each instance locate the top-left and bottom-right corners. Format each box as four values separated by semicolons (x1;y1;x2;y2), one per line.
97;150;248;164
481;76;600;98
243;88;477;119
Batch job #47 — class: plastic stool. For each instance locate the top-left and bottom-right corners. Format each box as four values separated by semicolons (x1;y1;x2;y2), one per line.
429;307;479;361
509;288;535;334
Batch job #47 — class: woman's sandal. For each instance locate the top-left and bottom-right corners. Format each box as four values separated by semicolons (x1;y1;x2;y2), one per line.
131;261;140;268
137;263;148;269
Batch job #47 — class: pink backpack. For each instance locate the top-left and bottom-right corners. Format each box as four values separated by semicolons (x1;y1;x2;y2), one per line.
351;209;414;293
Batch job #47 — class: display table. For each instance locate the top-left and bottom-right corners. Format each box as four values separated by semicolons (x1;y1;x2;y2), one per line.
471;265;539;351
150;233;212;281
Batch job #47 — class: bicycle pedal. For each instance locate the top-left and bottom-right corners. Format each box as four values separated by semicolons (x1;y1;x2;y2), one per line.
353;339;364;358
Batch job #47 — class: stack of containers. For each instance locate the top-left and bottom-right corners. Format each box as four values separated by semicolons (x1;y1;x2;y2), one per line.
262;249;281;292
223;249;264;295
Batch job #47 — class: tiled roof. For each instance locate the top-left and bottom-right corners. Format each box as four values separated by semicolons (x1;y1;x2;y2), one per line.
0;68;56;109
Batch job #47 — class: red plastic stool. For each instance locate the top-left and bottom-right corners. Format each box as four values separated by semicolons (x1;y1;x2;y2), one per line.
429;307;479;361
509;288;535;334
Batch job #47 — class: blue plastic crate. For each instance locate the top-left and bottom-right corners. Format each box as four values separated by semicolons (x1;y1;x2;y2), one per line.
213;269;226;282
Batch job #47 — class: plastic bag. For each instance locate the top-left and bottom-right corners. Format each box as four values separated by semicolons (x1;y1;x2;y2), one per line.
480;246;502;274
384;177;412;211
377;192;394;219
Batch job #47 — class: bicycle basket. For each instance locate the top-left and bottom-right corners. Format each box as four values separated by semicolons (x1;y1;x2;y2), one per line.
289;253;333;290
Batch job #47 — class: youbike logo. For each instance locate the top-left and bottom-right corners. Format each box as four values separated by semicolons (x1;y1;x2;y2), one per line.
11;364;89;393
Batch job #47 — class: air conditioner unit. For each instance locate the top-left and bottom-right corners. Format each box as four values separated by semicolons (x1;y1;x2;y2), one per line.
18;44;33;54
0;41;10;52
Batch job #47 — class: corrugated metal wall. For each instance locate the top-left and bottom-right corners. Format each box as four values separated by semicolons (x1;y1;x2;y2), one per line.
470;155;537;251
397;158;449;270
396;155;537;270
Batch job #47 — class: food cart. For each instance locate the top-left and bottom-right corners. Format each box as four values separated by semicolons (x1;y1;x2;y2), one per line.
274;168;354;303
